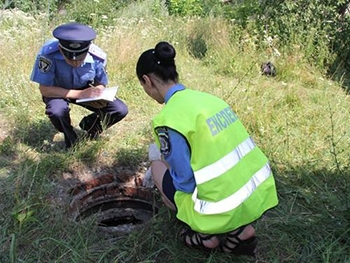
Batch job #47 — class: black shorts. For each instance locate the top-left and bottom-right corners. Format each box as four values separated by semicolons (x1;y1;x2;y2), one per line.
162;169;176;206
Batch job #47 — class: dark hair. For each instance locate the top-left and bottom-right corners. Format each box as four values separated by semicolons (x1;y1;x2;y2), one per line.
136;41;178;82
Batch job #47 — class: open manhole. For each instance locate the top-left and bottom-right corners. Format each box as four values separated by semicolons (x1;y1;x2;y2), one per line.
69;173;160;235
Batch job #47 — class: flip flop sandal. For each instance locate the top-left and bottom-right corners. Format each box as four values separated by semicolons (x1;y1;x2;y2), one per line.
220;226;258;256
180;228;218;253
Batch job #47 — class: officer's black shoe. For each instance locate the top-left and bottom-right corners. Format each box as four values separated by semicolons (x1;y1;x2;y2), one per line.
79;113;103;140
64;131;78;149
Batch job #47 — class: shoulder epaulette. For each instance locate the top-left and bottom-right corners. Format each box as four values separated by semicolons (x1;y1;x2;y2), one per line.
40;39;60;55
89;43;107;62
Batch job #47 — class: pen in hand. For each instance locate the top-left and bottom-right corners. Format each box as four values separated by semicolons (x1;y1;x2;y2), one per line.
89;84;103;98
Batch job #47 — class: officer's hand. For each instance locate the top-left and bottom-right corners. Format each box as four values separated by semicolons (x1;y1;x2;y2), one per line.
82;86;103;98
78;86;107;108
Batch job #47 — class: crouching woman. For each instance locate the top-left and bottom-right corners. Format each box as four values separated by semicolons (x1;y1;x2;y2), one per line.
136;41;278;256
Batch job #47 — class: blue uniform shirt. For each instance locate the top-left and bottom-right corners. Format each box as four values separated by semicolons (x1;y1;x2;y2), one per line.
161;84;196;193
30;39;108;89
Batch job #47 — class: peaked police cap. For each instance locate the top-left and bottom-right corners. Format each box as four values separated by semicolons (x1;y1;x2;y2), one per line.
53;22;96;60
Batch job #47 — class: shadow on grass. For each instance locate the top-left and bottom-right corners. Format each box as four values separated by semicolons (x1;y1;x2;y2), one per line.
2;117;62;153
111;164;349;263
1;117;349;262
327;39;350;94
329;67;350;94
0;121;154;262
258;165;350;263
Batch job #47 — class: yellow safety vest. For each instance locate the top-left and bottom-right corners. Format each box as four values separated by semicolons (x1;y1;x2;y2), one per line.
152;89;278;234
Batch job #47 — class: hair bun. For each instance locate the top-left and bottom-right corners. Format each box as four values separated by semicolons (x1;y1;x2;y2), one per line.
154;41;176;66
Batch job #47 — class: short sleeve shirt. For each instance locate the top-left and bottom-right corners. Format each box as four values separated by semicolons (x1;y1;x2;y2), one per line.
30;39;108;89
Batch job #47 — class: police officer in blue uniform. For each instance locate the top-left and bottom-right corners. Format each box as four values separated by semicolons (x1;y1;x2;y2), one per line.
30;22;128;148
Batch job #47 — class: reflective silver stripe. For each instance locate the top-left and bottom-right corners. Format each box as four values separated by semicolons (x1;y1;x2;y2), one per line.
192;163;272;214
194;137;256;185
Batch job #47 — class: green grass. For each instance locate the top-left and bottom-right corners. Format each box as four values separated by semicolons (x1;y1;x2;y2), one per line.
0;1;350;262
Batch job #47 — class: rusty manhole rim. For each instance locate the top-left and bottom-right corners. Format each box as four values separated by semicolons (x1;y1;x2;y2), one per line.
69;175;160;234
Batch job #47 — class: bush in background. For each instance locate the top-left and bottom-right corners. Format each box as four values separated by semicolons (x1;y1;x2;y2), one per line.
1;0;64;15
256;1;350;83
164;0;350;89
2;0;349;90
165;0;203;16
62;0;129;28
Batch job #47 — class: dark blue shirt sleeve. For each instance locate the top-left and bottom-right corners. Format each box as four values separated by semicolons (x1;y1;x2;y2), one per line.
163;128;196;193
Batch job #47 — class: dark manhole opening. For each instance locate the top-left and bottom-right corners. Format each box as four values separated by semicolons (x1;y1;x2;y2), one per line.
99;215;142;227
69;174;160;235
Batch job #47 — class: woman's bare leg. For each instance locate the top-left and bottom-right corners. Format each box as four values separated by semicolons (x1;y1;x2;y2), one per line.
150;160;176;211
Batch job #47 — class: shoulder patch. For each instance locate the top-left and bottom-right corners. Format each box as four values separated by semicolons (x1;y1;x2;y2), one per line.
38;56;52;73
89;43;107;61
156;127;171;156
41;39;60;55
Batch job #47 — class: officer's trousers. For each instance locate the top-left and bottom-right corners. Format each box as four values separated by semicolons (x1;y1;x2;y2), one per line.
43;97;128;148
